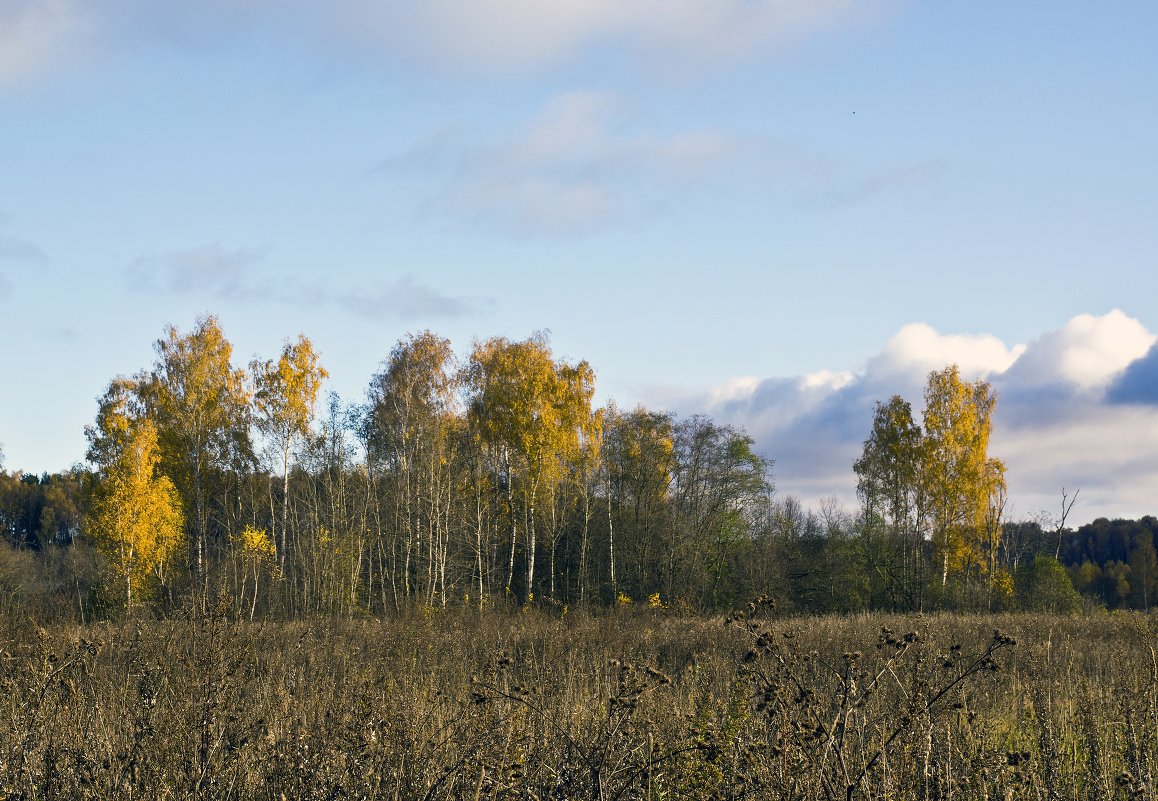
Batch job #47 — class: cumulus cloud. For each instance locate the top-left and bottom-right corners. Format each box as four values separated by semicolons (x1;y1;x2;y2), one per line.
1107;343;1158;406
676;310;1158;524
869;322;1024;379
995;407;1158;514
1002;310;1155;391
127;244;481;321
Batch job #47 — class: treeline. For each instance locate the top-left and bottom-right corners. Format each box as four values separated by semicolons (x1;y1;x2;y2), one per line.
0;315;1155;620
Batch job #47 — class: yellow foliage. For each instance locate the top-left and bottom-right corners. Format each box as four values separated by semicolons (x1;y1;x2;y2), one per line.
647;592;666;610
616;591;633;606
87;420;184;607
145;317;251;476
85;377;142;467
606;407;674;487
468;333;597;491
991;569;1014;603
922;365;1005;583
252;334;328;452
235;525;275;559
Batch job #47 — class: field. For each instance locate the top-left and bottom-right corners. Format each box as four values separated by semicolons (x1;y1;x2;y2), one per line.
1;606;1155;800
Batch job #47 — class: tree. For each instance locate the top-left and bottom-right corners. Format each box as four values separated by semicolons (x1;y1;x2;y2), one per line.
139;316;251;585
232;524;275;620
1050;488;1079;560
467;333;596;603
366;332;458;606
252;335;328;570
670;416;772;607
1128;535;1157;608
602;406;675;603
854;396;926;610
920;365;1004;588
85;377;144;469
853;367;1007;608
87;420;184;607
570;405;603;606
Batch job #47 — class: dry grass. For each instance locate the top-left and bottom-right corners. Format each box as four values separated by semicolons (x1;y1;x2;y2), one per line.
0;605;1154;800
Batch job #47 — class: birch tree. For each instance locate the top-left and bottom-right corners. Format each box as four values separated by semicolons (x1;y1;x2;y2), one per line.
921;365;1004;588
467;333;596;603
87;419;184;607
140;315;251;586
366;332;457;605
251;335;328;571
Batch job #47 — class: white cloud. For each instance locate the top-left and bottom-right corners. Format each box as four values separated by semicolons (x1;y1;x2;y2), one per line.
708;376;760;405
129;243;267;299
0;0;887;85
127;243;480;320
869;322;1024;379
995;406;1158;523
0;233;47;263
676;311;1158;525
1002;309;1155;390
814;160;948;207
455;175;614;236
398;89;743;234
800;369;855;391
385;88;937;236
515;91;621;165
333;0;875;72
335;275;482;321
0;0;92;85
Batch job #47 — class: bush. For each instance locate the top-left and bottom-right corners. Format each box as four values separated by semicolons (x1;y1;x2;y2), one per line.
1016;555;1082;613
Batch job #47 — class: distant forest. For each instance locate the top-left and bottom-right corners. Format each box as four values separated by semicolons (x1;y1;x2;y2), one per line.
1;315;1155;620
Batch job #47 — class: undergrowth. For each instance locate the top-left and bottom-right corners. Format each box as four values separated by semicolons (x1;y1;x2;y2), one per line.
0;604;1153;800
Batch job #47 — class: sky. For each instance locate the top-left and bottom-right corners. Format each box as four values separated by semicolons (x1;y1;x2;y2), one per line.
1;1;1156;525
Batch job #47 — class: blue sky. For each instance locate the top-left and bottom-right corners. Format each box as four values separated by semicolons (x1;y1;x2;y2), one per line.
2;1;1156;523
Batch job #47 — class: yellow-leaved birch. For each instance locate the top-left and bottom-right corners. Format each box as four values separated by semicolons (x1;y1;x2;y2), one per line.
921;365;1000;587
87;419;184;607
140;315;250;584
252;335;328;570
468;333;596;603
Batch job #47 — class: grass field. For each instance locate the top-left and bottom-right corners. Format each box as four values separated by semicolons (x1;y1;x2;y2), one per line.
1;606;1154;800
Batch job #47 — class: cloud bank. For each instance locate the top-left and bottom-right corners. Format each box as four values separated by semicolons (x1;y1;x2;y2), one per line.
127;243;481;321
680;310;1158;525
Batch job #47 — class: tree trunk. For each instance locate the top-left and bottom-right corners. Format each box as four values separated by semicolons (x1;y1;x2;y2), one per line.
505;451;517;595
281;442;291;572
